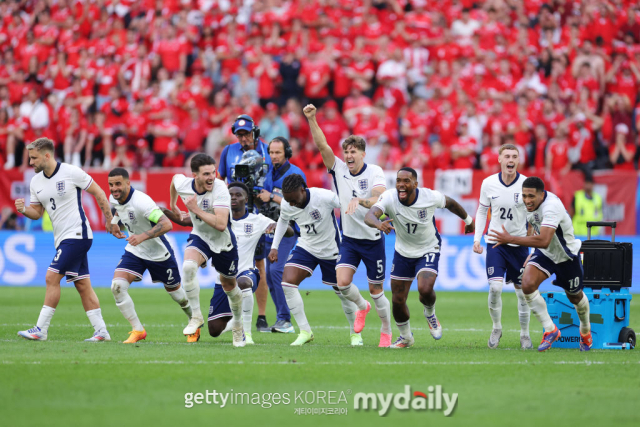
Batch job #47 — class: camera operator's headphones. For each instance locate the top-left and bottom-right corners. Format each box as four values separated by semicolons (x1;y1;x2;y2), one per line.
269;136;293;160
231;114;260;141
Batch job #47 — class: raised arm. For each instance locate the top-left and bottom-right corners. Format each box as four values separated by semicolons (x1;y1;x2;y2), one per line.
303;104;336;170
444;195;475;234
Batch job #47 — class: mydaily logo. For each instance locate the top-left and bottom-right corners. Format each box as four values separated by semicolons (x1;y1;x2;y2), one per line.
354;385;458;416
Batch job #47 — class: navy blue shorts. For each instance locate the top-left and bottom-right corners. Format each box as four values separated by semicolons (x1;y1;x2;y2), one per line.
208;284;232;322
527;249;584;295
285;246;337;286
186;234;239;278
486;244;529;286
336;235;386;284
48;239;92;283
116;250;181;288
390;250;439;282
237;268;261;293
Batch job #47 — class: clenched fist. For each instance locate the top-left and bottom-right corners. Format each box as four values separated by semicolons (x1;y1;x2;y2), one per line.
303;104;317;119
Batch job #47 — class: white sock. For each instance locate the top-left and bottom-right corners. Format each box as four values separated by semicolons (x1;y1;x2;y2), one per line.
167;286;192;319
371;291;391;335
574;293;591;335
36;305;55;332
112;278;143;331
338;284;368;311
86;308;107;333
396;320;412;338
241;288;254;333
224;285;243;328
335;289;356;334
283;283;311;333
524;290;556;333
514;288;531;336
423;303;435;318
182;260;202;319
488;280;503;330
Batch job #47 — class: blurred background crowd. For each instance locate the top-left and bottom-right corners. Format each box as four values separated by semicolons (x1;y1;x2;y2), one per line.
1;0;639;190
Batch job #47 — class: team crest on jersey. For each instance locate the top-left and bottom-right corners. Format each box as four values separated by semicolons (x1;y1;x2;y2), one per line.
56;180;65;196
244;223;253;234
309;209;322;221
514;193;520;204
418;209;427;220
202;199;210;210
488;267;494;275
534;213;540;222
358;179;368;191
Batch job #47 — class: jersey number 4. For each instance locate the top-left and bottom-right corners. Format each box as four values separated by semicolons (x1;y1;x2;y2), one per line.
499;208;513;221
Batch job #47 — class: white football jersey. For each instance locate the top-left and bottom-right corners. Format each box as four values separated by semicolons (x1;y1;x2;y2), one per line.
173;174;234;254
329;158;386;241
111;188;172;262
373;188;446;258
477;172;528;245
231;212;274;273
29;162;93;248
527;191;581;264
278;188;341;260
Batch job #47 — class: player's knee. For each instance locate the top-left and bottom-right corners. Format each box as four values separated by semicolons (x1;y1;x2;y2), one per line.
111;278;130;303
183;260;199;282
208;320;224;337
489;281;503;295
237;277;252;290
391;293;407;306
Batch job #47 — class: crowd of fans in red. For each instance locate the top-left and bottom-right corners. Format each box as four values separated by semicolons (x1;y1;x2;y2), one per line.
1;0;639;187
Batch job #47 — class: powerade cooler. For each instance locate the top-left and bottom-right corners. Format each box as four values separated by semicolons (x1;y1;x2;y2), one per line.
542;222;636;350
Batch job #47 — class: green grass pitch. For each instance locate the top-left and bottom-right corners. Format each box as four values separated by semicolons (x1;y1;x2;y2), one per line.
2;287;640;427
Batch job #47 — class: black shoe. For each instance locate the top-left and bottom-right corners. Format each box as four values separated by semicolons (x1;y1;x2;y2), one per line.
256;316;271;333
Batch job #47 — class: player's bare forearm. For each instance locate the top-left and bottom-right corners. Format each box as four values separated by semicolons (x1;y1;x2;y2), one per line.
23;205;44;220
142;216;172;241
307;117;335;170
192;207;228;232
364;207;383;229
87;182;113;222
504;234;551;249
161;207;192;227
169;179;179;209
359;188;385;209
444;196;468;220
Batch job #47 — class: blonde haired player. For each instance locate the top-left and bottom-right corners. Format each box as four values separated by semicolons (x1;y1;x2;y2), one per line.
473;144;532;349
15;137;116;341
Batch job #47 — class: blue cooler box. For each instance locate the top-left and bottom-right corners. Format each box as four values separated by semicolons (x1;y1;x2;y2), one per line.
543;287;634;350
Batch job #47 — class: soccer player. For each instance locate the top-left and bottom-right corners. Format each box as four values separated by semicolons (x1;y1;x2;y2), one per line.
169;154;245;347
472;144;532;349
15;137;115;341
162;182;293;344
489;177;592;352
364;168;475;348
268;174;359;346
303;104;392;348
107;168;192;343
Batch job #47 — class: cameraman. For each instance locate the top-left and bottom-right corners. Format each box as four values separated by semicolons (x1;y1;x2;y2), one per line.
219;114;273;332
257;136;307;333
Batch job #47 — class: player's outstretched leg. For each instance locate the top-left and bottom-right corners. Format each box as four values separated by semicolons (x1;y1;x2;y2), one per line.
522;266;559;351
568;290;592;351
417;271;442;341
18;271;63;341
182;258;204;337
487;279;503;348
75;278;110;342
333;287;362;346
389;280;414;348
111;277;146;343
370;285;392;347
514;287;532;349
337;269;370;333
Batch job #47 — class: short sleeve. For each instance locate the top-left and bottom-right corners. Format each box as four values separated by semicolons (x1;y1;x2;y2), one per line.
69;165;93;190
29;180;41;205
172;174;189;194
371;166;386;191
137;193;160;220
328;156;343;173
431;190;447;209
540;202;561;229
372;189;392;214
213;184;230;210
258;214;276;232
478;181;490;207
279;202;292;221
326;190;340;209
